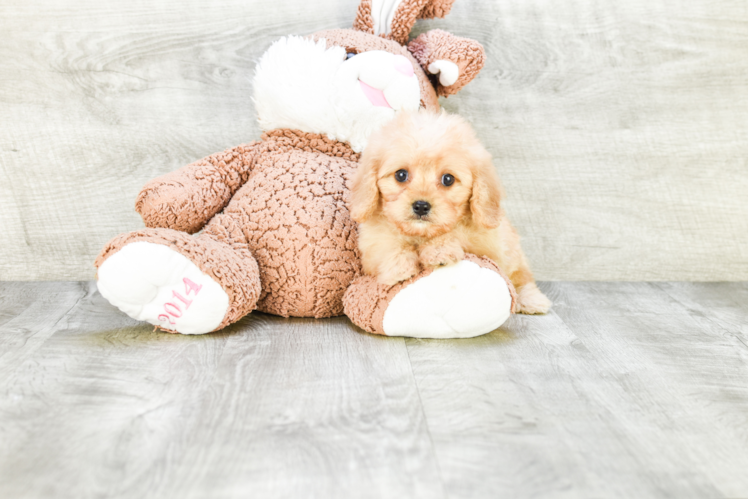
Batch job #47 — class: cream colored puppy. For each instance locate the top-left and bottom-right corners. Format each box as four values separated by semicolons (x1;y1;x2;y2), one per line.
350;110;551;314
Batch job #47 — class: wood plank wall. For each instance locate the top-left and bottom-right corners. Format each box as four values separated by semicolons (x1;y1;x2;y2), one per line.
1;0;746;281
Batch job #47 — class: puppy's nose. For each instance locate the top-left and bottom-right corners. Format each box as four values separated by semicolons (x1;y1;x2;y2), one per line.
412;200;431;216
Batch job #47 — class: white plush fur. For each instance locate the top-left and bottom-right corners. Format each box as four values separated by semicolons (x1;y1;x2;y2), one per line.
253;36;420;152
98;242;229;334
371;0;405;36
428;60;460;86
382;260;513;338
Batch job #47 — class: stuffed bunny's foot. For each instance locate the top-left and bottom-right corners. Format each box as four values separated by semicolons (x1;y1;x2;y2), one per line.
344;254;517;339
97;242;229;334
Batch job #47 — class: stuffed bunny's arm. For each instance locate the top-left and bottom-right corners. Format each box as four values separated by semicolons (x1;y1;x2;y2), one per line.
135;143;260;234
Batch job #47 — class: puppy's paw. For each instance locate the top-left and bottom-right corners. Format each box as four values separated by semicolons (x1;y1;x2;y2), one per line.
377;253;420;287
419;243;465;269
516;283;552;314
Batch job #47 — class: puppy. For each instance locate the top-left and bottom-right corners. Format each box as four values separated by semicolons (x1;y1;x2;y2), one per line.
350;110;551;314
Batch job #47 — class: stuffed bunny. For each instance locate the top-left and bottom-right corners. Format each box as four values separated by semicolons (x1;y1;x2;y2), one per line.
95;0;516;338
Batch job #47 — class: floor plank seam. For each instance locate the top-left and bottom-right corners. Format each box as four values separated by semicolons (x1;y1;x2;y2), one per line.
46;283;90;334
0;283;89;382
3;282;748;496
652;282;748;351
403;338;447;498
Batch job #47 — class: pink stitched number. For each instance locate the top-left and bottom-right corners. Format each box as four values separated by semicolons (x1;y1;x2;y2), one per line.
164;303;182;317
161;278;202;324
183;278;202;296
172;290;192;308
158;314;175;325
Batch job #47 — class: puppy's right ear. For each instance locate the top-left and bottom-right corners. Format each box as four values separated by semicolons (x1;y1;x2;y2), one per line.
350;151;381;222
469;150;503;229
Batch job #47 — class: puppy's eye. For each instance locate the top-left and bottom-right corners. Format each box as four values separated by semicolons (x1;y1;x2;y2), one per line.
441;173;455;187
395;169;409;183
346;52;357;59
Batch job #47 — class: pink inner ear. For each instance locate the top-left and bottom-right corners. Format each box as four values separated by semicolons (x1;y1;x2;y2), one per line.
393;55;414;77
359;80;392;108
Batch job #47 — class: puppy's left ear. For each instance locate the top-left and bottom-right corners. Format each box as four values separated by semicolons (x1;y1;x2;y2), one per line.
469;151;503;229
350;150;381;223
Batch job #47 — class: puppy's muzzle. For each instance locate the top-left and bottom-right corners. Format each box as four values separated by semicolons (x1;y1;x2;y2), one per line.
412;200;431;217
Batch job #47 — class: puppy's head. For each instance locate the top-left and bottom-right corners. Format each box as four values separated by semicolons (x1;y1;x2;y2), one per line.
351;110;503;238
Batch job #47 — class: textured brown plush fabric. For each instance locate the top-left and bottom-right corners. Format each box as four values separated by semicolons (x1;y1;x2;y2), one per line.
136;143;260;234
135;129;365;319
342;268;431;335
419;0;455;20
200;130;363;318
408;29;486;96
343;254;516;335
95;227;261;331
353;0;456;45
352;0;375;34
97;1;492;334
388;0;432;45
311;29;440;112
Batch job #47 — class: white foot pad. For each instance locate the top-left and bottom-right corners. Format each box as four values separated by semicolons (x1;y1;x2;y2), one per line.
382;260;512;338
97;242;229;334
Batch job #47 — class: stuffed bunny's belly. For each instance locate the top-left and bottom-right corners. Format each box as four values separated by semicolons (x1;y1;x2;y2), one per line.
204;143;362;318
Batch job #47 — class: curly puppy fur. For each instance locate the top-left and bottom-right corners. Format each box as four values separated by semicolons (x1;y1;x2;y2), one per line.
350;110;551;314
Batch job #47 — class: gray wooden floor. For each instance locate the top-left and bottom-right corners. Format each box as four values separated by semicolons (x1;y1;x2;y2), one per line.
1;281;747;498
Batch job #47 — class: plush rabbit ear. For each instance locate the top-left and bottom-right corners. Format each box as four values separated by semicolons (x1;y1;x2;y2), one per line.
353;0;456;45
408;29;486;96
